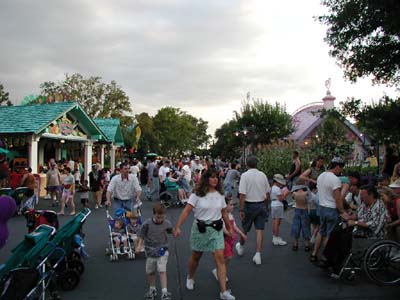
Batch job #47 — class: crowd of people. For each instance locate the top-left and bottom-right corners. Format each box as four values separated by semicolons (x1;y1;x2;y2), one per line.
1;150;400;299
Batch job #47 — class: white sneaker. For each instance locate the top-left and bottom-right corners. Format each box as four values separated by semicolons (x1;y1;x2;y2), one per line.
211;269;228;282
220;290;236;300
186;277;194;290
212;268;218;281
235;242;244;256
252;252;261;265
277;237;288;246
272;236;287;246
116;248;121;254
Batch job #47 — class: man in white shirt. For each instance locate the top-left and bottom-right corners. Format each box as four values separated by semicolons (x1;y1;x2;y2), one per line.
310;157;350;262
158;160;170;194
236;156;271;265
105;162;142;212
180;160;192;198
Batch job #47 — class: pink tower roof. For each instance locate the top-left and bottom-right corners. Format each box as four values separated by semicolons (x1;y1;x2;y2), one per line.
290;102;323;141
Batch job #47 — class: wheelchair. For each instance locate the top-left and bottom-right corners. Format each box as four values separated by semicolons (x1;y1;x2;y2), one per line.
159;189;185;208
332;228;400;286
159;177;187;208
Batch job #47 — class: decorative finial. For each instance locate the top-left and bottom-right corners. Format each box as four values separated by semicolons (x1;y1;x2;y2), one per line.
325;78;331;91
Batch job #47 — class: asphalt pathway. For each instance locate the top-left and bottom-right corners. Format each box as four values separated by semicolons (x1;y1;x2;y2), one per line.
1;196;399;300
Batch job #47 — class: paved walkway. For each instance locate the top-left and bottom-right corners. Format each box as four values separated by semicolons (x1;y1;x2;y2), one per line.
1;196;399;300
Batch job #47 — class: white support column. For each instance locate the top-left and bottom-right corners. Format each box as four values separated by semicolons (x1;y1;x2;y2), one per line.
110;144;117;173
38;144;44;169
100;144;105;169
84;141;93;181
28;135;39;173
55;145;62;161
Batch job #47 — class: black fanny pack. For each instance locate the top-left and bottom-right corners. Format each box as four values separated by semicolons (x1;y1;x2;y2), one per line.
196;219;223;233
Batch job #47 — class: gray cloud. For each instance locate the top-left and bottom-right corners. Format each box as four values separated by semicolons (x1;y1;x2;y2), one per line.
1;0;395;135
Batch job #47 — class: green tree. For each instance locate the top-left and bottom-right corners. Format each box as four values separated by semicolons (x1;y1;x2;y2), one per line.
340;96;400;144
134;112;160;155
153;107;210;156
233;99;294;150
319;0;400;86
311;109;353;160
0;84;12;106
39;73;133;126
211;120;241;160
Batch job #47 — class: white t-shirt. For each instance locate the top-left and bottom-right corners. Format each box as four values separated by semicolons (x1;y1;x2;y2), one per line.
270;185;283;207
130;165;139;176
317;171;341;209
158;166;170;182
107;174;142;200
182;165;192;182
188;191;226;221
239;168;271;202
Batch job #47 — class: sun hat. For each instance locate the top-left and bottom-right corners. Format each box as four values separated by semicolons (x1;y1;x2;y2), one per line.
273;174;286;185
389;179;400;188
291;185;308;193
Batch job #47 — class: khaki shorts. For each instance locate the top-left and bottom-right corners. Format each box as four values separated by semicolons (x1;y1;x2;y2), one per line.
146;251;169;274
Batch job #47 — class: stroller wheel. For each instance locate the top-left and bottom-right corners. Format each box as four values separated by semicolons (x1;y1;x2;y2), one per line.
105;248;111;255
68;251;81;261
346;271;356;281
68;259;85;275
58;270;80;291
109;254;114;261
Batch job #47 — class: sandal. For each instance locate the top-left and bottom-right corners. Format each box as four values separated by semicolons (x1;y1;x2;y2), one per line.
309;255;318;262
304;246;311;252
292;245;298;251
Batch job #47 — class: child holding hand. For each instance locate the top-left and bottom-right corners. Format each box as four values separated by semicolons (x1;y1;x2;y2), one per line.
212;195;246;282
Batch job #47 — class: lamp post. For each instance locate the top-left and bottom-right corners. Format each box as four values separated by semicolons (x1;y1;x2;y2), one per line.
235;128;250;168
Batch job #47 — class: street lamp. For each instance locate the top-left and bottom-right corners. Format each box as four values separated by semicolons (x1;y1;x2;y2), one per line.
235;126;254;168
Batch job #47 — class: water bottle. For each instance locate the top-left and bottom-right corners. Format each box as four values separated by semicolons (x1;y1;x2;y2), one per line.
159;247;165;256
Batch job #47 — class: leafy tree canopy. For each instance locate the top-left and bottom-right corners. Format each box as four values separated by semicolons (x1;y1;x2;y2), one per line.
319;0;400;86
234;98;294;145
39;73;133;127
340;96;400;144
212;120;241;160
152;107;210;156
0;84;12;106
134;112;160;156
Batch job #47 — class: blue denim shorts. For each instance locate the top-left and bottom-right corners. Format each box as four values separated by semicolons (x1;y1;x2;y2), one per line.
319;206;339;237
242;201;268;232
291;208;311;239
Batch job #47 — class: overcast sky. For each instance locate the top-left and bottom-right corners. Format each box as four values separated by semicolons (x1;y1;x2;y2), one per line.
0;0;398;135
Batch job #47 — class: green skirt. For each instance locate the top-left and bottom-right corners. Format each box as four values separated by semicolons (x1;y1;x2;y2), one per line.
190;221;224;252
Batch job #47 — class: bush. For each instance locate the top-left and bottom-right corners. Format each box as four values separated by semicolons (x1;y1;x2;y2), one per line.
256;141;314;178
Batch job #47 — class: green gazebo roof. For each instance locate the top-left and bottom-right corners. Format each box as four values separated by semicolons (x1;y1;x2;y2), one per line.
0;101;108;141
93;118;125;146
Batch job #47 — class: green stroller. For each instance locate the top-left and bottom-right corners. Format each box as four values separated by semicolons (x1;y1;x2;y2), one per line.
0;224;56;299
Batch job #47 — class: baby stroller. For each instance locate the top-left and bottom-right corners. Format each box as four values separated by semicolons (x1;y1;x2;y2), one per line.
42;208;91;291
0;224;57;300
323;221;400;285
106;208;137;261
0;187;34;216
24;209;59;233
